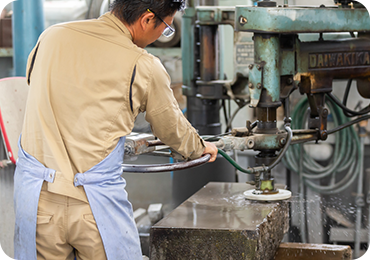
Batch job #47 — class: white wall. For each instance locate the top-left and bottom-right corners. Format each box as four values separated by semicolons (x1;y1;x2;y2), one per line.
0;0;12;10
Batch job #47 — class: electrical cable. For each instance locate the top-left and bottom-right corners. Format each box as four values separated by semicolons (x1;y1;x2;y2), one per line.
224;100;248;133
327;114;370;135
342;79;355;117
283;96;362;194
327;92;370;117
225;106;244;133
228;99;231;122
222;99;229;131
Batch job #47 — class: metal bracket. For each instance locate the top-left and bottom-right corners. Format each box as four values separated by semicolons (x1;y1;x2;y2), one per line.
124;133;156;156
196;6;235;26
248;63;263;107
195;80;231;99
216;132;287;151
306;94;328;140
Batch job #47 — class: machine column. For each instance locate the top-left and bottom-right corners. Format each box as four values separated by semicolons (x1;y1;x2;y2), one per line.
187;25;221;135
254;33;281;108
12;0;45;76
253;33;282;193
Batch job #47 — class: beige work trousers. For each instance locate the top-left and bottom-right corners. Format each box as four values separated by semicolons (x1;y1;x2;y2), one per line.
36;184;107;260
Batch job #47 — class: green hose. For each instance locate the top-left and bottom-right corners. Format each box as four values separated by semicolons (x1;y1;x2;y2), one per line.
217;148;253;174
282;96;361;194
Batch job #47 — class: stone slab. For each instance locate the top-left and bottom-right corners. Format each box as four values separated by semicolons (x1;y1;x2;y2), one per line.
150;182;289;260
274;243;352;260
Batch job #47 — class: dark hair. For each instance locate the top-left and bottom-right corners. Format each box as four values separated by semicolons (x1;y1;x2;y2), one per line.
111;0;185;27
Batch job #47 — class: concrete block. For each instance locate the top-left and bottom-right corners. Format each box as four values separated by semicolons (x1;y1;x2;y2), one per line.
148;203;163;224
150;182;289;260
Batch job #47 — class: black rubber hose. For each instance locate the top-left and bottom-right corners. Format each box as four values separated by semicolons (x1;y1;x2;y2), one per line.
327;93;370;117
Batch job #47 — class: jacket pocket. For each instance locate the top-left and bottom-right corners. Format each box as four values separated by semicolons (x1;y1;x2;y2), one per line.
83;213;96;224
37;212;53;224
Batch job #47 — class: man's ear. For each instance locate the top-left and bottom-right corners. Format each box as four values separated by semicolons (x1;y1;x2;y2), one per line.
140;12;155;31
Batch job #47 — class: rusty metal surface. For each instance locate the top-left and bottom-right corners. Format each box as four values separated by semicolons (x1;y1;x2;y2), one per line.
124;133;156;156
252;34;281;108
217;133;285;151
146;140;165;147
200;25;218;81
297;38;370;86
235;7;370;34
150;182;289;260
217;130;318;150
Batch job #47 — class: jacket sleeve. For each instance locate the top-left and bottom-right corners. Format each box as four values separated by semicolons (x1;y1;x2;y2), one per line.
26;42;40;85
26;27;53;85
141;56;206;160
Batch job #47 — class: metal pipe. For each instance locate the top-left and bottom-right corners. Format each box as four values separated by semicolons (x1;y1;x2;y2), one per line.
147;140;165;147
181;6;195;88
121;154;211;173
12;0;45;76
183;11;221;135
200;25;218;81
355;135;365;258
299;143;307;243
327;115;370;135
291;134;317;144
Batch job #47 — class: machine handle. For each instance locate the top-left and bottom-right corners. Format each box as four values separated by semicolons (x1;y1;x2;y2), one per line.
121;153;211;173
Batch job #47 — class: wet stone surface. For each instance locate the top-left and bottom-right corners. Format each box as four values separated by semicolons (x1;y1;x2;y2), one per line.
150;182;289;260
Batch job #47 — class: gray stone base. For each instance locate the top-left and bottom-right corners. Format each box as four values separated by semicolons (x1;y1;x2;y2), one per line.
150;182;289;260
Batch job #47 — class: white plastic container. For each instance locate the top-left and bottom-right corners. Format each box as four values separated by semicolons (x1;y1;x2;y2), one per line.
44;0;88;28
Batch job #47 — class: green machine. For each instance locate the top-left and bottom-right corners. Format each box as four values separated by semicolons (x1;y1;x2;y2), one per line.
180;0;370;199
123;0;370;200
123;1;370;201
122;1;370;257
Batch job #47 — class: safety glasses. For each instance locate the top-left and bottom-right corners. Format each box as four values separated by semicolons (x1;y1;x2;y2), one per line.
147;9;175;37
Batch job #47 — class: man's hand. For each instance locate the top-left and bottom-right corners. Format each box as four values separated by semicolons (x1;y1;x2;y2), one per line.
203;141;218;163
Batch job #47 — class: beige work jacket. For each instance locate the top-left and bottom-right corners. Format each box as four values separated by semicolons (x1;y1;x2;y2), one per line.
22;12;205;202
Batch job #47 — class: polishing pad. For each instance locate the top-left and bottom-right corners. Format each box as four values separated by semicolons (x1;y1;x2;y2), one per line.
243;189;292;201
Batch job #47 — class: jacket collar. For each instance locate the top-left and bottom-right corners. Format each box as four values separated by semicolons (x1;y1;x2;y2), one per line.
99;12;133;41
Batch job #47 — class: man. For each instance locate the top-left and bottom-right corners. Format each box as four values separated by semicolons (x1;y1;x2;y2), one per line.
13;0;218;259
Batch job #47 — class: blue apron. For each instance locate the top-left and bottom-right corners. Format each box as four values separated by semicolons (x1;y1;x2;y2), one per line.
14;137;142;260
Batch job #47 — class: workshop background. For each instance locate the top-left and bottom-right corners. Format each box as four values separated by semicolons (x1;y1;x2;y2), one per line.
0;0;370;259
